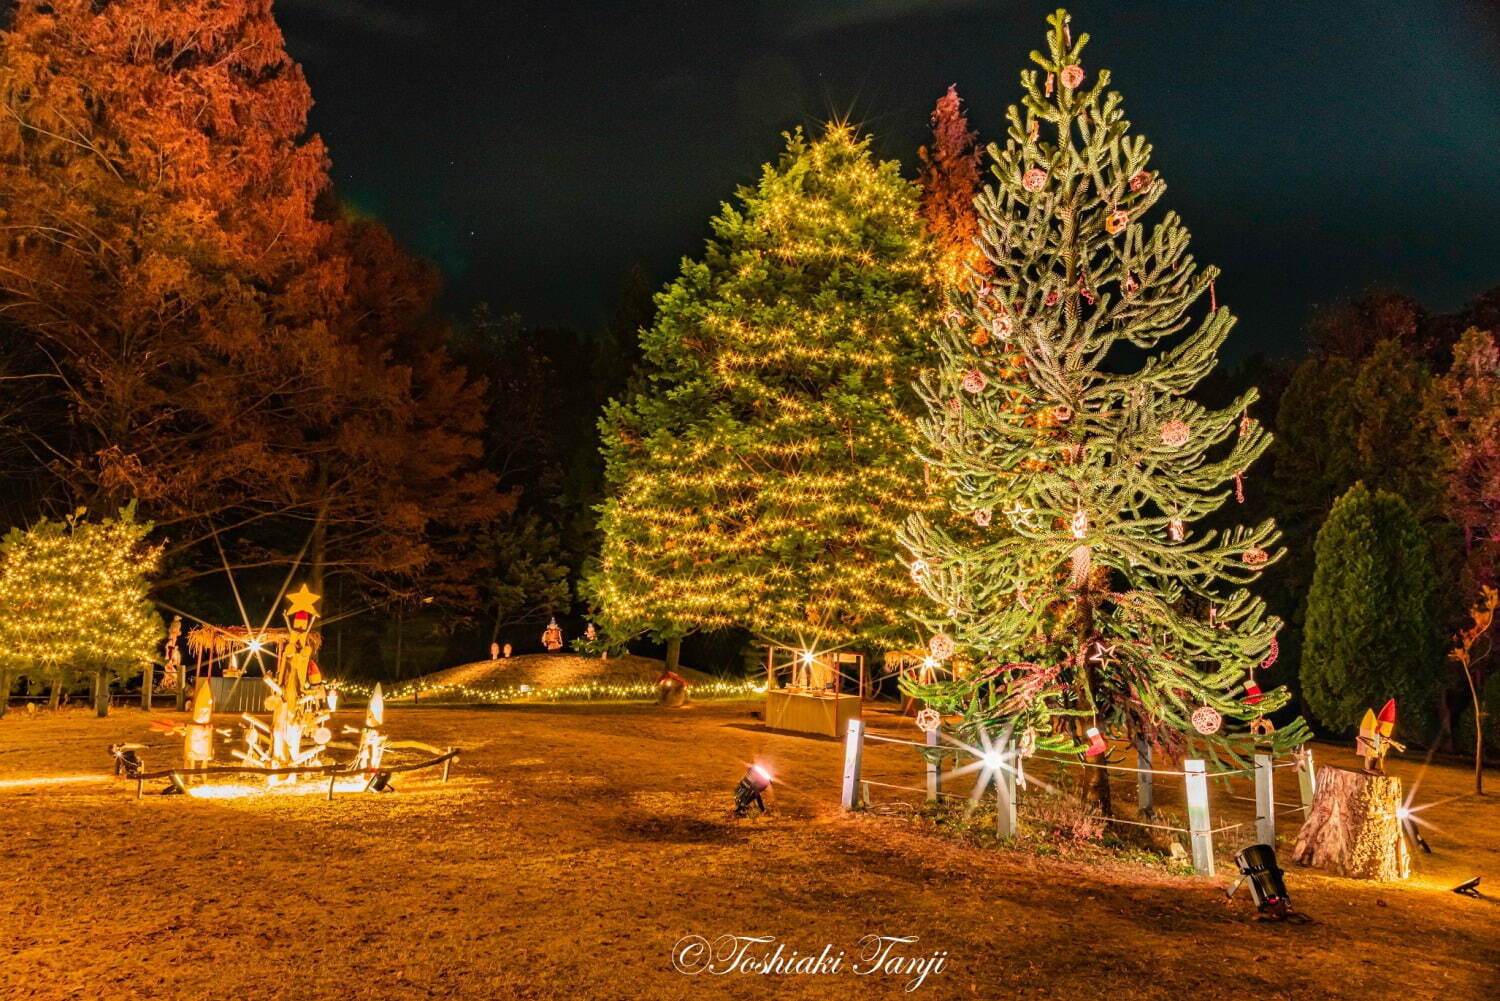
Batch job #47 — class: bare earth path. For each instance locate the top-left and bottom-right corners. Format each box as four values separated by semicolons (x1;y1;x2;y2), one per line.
1;702;1495;1000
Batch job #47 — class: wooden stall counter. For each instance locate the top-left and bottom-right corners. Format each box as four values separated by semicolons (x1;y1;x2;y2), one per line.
765;689;862;738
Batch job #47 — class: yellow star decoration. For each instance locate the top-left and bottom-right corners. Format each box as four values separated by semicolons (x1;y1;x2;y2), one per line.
284;583;321;619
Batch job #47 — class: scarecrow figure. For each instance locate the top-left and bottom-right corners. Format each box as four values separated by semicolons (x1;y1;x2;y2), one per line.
263;584;333;772
160;615;183;692
540;617;564;652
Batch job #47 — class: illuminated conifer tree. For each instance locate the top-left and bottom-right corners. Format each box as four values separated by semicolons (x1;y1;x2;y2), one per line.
900;11;1309;810
590;124;940;654
0;505;163;716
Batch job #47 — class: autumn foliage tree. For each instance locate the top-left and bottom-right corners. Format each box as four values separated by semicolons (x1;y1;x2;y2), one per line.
0;1;498;612
917;85;989;291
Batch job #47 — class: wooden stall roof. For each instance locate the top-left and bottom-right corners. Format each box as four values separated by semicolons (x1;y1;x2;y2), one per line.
186;625;322;657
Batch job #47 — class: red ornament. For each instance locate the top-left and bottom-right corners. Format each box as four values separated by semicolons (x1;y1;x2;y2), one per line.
1261;636;1279;669
1022;168;1048;192
1045;290;1060;306
961;369;988;394
1244;682;1264;706
992;315;1013;339
1191;705;1223;735
973;508;992;527
1242;547;1269;568
1129;170;1151;192
1060;64;1085;89
1084;726;1107;757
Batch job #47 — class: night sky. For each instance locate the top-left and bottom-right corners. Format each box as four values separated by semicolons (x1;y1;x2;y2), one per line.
277;1;1500;358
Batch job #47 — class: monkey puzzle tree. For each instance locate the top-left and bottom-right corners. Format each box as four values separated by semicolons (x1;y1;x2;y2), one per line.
900;10;1308;813
589;124;940;655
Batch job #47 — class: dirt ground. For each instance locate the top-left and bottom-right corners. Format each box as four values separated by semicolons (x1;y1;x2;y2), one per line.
1;701;1495;1001
416;653;721;692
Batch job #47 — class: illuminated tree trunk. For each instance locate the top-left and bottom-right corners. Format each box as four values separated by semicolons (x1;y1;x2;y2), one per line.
1293;765;1410;880
47;675;62;711
92;667;109;718
665;636;682;673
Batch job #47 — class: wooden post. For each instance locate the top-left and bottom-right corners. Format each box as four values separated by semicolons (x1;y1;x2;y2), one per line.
1184;759;1214;876
327;773;337;801
1296;746;1317;813
442;749;453;783
925;728;941;804
840;718;865;811
141;662;153;713
1254;752;1275;845
1134;735;1154;817
994;739;1016;839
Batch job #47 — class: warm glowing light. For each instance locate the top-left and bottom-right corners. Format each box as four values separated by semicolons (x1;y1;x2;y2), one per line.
800;650;816;665
246;638;263;653
1396;807;1411;821
751;764;772;783
981;750;1005;771
0;775;101;790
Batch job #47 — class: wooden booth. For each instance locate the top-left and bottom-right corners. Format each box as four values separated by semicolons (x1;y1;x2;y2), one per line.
762;645;864;738
184;625;323;714
885;649;939;715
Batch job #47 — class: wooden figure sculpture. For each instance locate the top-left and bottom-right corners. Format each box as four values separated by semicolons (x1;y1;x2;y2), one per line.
1356;699;1403;773
353;683;388;771
239;583;336;776
184;679;216;770
541;617;563;652
161;615;183;692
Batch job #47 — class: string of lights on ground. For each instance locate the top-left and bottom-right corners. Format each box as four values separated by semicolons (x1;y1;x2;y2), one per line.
336;678;765;704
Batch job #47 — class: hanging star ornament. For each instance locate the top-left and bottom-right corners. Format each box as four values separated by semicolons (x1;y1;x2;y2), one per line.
284;583;321;619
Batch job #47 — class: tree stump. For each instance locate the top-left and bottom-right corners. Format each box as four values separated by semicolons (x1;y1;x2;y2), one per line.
1292;765;1410;880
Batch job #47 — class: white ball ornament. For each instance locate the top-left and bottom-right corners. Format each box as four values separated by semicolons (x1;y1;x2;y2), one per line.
1191;705;1223;735
915;708;942;733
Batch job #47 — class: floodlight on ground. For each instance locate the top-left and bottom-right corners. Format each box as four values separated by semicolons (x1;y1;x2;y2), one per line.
733;763;772;817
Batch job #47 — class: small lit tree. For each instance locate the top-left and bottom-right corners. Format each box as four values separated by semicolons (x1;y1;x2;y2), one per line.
0;505;163;716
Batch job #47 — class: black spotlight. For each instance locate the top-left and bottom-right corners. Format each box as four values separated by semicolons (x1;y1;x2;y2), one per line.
733;763;772;817
1226;844;1297;921
109;743;144;780
1452;876;1481;898
367;771;395;793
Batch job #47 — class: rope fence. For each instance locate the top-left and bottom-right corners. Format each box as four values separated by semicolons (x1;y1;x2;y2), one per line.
839;718;1319;878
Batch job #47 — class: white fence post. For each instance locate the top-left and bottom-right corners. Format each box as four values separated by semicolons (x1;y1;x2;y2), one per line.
994;739;1017;839
1296;746;1317;813
1184;759;1214;877
1134;735;1154;817
925;728;941;804
840;719;865;811
1254;752;1275;845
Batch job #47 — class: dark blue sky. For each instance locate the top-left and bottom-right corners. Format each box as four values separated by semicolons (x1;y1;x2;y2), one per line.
278;1;1500;358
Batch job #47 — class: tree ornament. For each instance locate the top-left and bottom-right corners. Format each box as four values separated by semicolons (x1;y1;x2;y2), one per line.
915;707;942;733
1123;273;1139;296
1060;64;1085;89
1045;289;1060;306
1261;636;1279;669
1168;517;1185;542
1045;72;1055;97
1159;419;1191;447
1250;716;1276;738
970;325;991;348
1242;547;1269;568
1128;170;1152;192
1105;209;1129;234
1191;705;1223;735
1022;167;1048;192
910;558;930;583
1070;509;1088;539
973;508;992;527
944;308;963;326
1235;470;1246;503
992;314;1013;339
1244;680;1264;705
1069;545;1092;585
1051;404;1073;423
928;632;955;661
1239;410;1251;435
961;369;988;393
1084;725;1108;756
